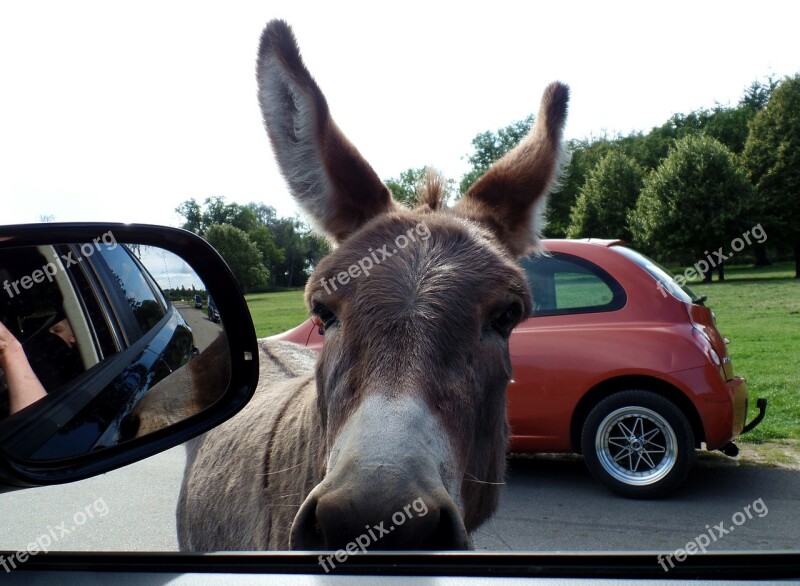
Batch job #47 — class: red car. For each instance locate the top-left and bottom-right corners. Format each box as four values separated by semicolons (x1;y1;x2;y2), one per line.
273;239;767;498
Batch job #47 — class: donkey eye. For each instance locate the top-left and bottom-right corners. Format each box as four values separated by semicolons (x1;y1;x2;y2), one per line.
312;303;338;334
490;304;522;338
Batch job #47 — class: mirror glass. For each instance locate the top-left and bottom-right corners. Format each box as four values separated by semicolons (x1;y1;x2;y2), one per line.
0;237;231;461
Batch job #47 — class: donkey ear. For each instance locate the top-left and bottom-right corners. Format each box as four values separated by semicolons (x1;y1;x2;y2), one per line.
256;20;398;243
454;82;569;258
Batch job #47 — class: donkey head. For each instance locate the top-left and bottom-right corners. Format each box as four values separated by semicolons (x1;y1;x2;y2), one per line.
257;20;568;550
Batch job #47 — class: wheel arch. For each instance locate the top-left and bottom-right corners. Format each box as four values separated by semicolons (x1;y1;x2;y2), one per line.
570;375;705;453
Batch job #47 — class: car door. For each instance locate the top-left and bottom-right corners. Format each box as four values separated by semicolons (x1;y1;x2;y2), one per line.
506;251;626;452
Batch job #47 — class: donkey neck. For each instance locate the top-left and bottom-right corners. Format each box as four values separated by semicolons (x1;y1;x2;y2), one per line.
263;375;327;548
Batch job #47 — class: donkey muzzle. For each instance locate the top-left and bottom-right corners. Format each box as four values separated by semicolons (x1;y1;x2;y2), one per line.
289;481;470;550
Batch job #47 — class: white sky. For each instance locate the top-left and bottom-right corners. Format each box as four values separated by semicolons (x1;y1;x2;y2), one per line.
1;1;798;229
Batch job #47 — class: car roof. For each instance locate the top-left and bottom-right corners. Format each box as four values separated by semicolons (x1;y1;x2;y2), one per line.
543;238;626;248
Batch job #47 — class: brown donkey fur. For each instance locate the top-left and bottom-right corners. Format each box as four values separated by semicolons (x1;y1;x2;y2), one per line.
177;19;569;551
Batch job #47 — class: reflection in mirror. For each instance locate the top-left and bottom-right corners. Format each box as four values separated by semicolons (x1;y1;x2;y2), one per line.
121;332;230;439
0;238;231;461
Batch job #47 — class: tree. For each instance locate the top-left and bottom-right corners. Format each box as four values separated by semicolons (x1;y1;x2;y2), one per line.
629;135;753;281
248;225;285;274
202;196;241;229
203;224;269;291
542;77;772;243
176;196;268;236
267;217;329;287
738;78;778;266
702;106;754;155
244;202;278;228
686;82;777;157
739;78;778;111
175;196;331;287
568;150;644;241
618;98;757;165
175;199;203;233
547;136;616;238
743;74;800;277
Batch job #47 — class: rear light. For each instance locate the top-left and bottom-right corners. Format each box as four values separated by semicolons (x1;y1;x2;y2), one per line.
692;327;721;366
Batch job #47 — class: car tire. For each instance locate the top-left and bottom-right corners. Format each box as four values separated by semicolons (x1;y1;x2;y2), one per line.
581;390;695;498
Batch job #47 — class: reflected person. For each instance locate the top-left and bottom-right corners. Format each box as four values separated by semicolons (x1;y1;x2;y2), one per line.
24;311;84;392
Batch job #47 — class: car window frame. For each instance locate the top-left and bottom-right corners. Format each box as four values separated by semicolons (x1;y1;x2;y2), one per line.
80;244;169;346
521;251;627;318
53;243;120;359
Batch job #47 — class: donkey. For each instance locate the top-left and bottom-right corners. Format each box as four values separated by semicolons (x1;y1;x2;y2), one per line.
177;19;569;551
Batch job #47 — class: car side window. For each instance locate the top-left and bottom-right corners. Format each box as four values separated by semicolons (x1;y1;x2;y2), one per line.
520;252;625;316
89;245;168;343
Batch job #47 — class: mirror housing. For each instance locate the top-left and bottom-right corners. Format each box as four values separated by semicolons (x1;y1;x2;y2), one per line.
0;223;259;489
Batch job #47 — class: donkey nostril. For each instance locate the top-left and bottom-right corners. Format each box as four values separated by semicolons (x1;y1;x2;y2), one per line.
289;496;325;550
422;504;470;550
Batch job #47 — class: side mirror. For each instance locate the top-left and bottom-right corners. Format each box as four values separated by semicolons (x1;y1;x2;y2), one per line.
0;223;258;489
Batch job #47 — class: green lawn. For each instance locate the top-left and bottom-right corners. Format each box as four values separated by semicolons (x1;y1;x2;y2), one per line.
245;263;799;441
245;289;308;338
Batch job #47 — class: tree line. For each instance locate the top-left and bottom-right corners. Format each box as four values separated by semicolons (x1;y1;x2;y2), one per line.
386;75;799;280
162;286;208;303
179;74;799;291
175;197;329;292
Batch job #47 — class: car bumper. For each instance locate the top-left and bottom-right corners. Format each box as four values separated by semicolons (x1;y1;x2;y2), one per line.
669;366;755;450
728;375;768;436
730;375;749;436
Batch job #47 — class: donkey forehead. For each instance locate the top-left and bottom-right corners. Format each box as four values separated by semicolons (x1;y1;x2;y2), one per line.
308;212;530;314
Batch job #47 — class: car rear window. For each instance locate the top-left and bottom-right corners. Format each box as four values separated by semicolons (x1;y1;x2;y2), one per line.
610;245;700;304
520;252;626;316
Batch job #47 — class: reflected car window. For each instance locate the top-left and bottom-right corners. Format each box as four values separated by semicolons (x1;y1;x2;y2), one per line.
92;246;167;340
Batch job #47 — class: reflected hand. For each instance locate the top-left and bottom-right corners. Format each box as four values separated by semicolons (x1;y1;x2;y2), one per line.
0;319;18;355
0;320;48;415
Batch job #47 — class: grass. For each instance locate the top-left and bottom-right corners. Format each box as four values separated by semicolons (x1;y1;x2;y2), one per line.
554;273;615;308
245;289;307;338
245;263;799;442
